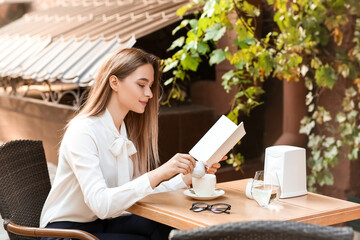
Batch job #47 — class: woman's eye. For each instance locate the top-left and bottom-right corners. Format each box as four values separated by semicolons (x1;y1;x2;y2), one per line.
138;84;145;88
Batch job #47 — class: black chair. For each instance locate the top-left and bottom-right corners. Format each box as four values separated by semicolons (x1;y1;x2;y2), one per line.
168;220;354;240
0;140;98;240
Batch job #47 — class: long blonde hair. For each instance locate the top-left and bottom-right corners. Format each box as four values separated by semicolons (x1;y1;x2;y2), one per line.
78;48;161;175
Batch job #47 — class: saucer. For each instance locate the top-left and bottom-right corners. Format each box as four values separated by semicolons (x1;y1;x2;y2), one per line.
184;188;225;200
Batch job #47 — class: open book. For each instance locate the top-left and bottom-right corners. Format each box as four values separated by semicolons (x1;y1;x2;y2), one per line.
189;115;246;166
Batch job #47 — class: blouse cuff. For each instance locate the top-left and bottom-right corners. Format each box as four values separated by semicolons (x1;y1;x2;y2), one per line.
171;174;188;189
128;173;153;198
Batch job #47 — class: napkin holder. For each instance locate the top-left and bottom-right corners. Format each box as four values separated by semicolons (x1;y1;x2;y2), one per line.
264;145;307;198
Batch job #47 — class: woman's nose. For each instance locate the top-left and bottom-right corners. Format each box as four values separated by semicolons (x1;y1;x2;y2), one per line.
145;87;153;98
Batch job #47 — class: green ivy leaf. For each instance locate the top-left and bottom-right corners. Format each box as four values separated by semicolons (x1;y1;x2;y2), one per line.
167;37;185;51
177;3;193;16
197;42;210;54
235;61;246;69
163;60;179;73
235;24;254;42
288;53;303;67
305;77;313;90
343;123;353;135
174;70;185;80
306;92;313;105
242;1;260;17
315;64;337;89
348;147;359;160
323;170;334;185
308;104;315;112
338;64;350;78
189;19;199;29
345;87;357;97
235;37;254;49
314;157;323;172
258;51;275;76
300;116;315;135
181;54;200;71
347;110;358;121
204;23;226;41
209;49;226;65
227;108;239;124
172;19;189;35
311;57;322;69
336;112;346;123
323;136;335;147
245;86;265;98
185;31;197;44
198;17;211;36
164;78;174;86
307;175;316;188
222;70;235;82
203;0;215;17
235;91;245;98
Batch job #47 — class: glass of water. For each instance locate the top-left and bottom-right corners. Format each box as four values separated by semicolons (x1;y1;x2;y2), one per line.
251;170;281;208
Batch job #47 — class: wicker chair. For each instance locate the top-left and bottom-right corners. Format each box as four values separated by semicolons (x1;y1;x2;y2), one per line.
0;140;98;240
168;220;354;240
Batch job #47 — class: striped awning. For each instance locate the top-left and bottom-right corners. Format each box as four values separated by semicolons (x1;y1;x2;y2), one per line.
0;0;192;87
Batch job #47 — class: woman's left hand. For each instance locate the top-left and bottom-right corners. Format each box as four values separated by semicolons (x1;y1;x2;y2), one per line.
206;155;228;174
181;155;228;186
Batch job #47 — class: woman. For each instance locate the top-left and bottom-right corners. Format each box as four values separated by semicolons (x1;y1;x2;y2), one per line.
40;48;222;240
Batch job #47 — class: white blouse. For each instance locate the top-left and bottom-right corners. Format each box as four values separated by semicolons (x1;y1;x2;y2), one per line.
40;109;187;227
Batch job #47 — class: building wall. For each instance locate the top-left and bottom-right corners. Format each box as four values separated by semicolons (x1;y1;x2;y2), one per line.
0;96;75;165
0;3;30;27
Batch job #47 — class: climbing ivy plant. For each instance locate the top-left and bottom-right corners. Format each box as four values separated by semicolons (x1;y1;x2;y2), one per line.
163;0;360;191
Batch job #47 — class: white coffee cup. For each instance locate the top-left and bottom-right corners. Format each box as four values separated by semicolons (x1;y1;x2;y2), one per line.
192;161;205;178
192;174;216;197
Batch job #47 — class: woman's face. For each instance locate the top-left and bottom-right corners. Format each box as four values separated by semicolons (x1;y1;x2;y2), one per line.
114;63;154;114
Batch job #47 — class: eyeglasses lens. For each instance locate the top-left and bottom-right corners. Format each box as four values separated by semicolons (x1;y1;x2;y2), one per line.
191;203;209;212
210;204;231;214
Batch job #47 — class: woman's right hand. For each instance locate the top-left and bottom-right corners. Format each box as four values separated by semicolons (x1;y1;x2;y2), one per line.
148;153;196;188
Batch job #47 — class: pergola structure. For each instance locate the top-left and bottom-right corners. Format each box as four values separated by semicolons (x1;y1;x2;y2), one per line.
0;0;194;108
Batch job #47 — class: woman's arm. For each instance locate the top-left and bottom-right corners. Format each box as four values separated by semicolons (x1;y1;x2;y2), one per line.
147;153;195;188
149;155;227;190
64;128;154;220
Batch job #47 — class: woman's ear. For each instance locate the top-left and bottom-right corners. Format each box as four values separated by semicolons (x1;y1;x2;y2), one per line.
109;75;119;92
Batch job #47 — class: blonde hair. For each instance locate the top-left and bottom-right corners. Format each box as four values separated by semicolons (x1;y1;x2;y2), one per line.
77;48;161;175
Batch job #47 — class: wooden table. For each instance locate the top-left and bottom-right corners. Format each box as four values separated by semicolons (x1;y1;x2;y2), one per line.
127;179;360;230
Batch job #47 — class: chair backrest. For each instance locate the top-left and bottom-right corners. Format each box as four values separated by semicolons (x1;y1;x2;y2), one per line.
0;140;51;240
168;220;354;240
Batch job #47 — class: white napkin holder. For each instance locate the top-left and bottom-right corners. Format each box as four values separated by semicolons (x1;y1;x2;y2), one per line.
264;145;307;198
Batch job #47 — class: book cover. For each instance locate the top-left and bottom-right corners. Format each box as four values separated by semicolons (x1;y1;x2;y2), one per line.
189;115;246;166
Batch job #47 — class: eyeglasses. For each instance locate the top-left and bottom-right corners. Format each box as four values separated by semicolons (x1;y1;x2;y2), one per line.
190;202;231;214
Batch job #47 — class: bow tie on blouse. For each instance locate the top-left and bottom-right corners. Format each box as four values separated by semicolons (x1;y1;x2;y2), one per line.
109;135;137;185
99;110;137;185
109;136;137;159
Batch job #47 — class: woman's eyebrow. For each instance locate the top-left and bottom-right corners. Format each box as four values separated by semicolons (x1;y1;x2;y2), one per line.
138;78;154;85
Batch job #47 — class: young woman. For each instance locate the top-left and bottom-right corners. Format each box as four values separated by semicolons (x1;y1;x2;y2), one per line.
39;48;222;240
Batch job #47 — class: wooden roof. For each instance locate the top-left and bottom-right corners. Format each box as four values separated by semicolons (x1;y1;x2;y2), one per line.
0;0;192;86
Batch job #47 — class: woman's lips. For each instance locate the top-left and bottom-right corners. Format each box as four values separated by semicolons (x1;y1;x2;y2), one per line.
140;101;148;107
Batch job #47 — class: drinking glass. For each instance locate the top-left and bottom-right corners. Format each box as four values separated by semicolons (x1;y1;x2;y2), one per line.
251;170;281;208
